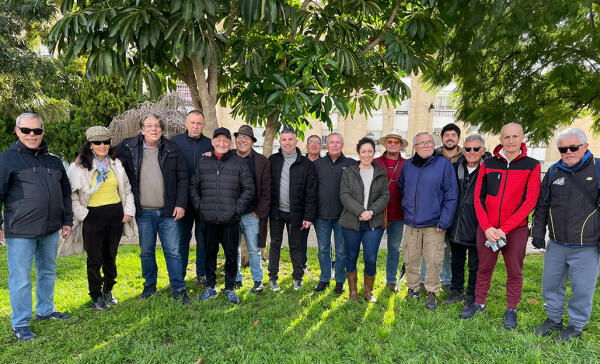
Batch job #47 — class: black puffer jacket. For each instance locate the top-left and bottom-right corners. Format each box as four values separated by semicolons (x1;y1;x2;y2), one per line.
532;151;600;247
448;155;488;246
0;141;73;238
116;134;188;216
190;150;255;225
269;148;317;225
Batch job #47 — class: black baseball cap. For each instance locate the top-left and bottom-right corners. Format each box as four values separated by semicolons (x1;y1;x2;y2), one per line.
213;127;232;139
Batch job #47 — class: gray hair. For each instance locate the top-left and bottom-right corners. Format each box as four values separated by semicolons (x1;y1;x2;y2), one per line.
307;134;321;142
139;113;164;130
464;134;485;146
326;132;344;144
16;113;44;129
556;128;587;146
280;129;297;138
413;131;433;144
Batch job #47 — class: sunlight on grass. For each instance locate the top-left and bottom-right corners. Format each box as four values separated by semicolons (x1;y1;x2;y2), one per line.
283;292;328;335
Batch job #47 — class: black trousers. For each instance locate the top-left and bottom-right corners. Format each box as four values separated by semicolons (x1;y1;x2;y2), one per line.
82;203;123;298
268;210;304;281
204;223;240;290
300;225;310;269
450;241;479;297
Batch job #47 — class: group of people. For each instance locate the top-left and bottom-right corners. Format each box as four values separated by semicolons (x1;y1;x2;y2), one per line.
1;112;598;345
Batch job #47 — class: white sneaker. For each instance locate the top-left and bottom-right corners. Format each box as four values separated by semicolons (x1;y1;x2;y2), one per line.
269;280;281;292
293;279;303;291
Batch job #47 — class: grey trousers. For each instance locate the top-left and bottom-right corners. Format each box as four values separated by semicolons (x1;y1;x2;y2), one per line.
542;242;600;329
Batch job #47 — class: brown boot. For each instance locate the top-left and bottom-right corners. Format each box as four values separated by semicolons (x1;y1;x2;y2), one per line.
364;274;377;303
346;271;358;302
386;282;397;292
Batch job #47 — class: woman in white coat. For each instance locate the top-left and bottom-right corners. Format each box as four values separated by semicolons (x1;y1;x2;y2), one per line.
68;126;135;311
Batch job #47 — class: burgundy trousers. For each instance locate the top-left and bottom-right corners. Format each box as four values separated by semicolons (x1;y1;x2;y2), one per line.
474;225;528;309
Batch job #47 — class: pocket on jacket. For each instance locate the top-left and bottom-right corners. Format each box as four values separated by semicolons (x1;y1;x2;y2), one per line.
486;172;502;196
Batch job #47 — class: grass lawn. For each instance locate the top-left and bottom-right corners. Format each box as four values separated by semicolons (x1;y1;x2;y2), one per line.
1;245;599;363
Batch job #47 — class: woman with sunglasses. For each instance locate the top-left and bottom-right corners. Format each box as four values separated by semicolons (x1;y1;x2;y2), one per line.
67;126;135;311
339;137;390;303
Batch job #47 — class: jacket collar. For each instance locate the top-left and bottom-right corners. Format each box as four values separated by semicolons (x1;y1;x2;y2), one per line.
379;151;405;163
325;153;346;164
212;149;236;161
555;150;593;173
13;140;49;155
349;161;386;178
493;142;527;162
278;147;302;162
184;132;207;141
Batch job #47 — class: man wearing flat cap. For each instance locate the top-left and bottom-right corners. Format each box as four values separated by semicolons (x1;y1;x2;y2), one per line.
191;127;255;304
231;125;271;293
374;131;408;292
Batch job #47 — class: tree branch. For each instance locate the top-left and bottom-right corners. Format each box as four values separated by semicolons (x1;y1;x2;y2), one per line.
300;0;311;10
164;58;187;82
224;1;236;38
364;1;402;53
191;54;211;110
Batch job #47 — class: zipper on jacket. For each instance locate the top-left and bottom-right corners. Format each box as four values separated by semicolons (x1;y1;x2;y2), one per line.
497;160;511;227
413;167;424;227
549;207;556;239
580;208;598;246
453;165;476;242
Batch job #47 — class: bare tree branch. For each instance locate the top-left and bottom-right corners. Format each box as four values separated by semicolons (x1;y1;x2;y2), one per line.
224;1;236;38
300;0;311;10
364;1;402;53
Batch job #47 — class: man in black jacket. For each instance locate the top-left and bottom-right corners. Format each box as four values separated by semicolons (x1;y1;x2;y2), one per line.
0;113;73;341
268;129;318;291
170;110;212;284
445;135;487;316
116;114;190;305
313;133;354;294
531;128;600;342
191;127;255;304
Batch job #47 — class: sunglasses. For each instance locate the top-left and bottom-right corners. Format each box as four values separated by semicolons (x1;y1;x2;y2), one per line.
91;140;111;146
558;144;583;153
464;147;482;152
19;127;44;135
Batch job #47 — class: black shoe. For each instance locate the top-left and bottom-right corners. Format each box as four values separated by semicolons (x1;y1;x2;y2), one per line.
441;284;452;294
503;309;518;330
444;291;464;305
139;285;157;299
426;292;438;310
35;311;71;320
102;291;119;305
173;290;192;306
251;281;264;293
314;281;329;292
555;325;582;343
334;282;344;295
406;288;420;300
460;303;486;319
533;318;563;337
234;280;243;289
11;327;35;341
197;275;207;286
91;295;110;311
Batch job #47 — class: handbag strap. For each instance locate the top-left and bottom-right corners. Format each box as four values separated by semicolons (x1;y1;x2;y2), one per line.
388;159;401;186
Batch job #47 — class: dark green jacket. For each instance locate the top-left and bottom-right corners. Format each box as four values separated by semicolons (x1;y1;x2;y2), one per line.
339;161;390;231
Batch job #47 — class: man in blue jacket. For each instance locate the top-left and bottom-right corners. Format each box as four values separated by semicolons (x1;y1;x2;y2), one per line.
0;113;74;341
398;132;458;310
171;110;212;285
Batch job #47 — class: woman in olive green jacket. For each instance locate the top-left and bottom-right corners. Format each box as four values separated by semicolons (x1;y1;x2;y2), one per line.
340;137;390;302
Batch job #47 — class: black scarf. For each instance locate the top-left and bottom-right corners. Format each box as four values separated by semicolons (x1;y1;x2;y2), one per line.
412;153;430;167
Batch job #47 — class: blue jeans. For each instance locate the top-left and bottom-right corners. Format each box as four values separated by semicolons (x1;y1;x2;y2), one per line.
315;218;346;283
420;236;452;285
236;213;263;282
342;222;384;276
136;209;185;292
385;220;405;284
178;212;205;280
7;231;59;328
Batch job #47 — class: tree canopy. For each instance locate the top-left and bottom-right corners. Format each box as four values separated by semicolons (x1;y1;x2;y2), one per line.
48;0;445;153
427;0;600;143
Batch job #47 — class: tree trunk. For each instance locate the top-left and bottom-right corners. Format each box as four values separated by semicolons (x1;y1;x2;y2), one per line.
262;114;277;157
191;55;219;137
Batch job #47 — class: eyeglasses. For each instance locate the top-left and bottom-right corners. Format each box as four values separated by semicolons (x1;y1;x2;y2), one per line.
91;140;111;146
386;140;401;145
464;147;482;152
558;144;583;153
307;141;321;145
236;135;251;141
18;127;44;135
414;140;434;147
